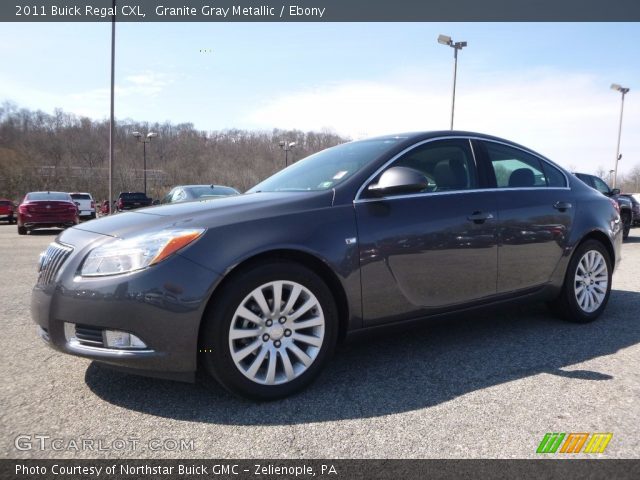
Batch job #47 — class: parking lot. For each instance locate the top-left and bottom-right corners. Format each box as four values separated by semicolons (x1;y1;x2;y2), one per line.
0;222;639;459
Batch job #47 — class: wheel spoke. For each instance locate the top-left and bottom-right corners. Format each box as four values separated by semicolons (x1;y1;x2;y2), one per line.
230;327;260;340
252;289;271;317
292;316;324;330
282;284;302;315
245;345;268;378
236;306;264;326
265;352;277;384
232;339;261;363
272;281;283;315
292;333;323;348
280;349;295;381
288;343;313;367
288;298;316;322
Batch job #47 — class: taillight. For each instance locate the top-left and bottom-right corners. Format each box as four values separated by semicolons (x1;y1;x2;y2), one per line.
117;199;123;207
91;201;95;208
609;198;620;214
19;205;28;214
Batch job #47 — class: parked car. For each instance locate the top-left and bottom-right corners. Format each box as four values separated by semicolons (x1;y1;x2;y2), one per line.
98;200;111;216
0;199;16;224
32;132;622;400
116;192;153;212
619;193;640;227
17;191;79;235
161;185;240;204
69;192;96;220
573;172;633;239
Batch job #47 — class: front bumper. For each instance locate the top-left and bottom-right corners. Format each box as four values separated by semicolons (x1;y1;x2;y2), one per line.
31;227;221;381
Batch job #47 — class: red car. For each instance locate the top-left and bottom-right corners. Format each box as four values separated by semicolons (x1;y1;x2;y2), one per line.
0;199;16;224
17;191;79;235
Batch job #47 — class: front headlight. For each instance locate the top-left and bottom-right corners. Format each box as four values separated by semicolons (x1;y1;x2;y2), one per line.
80;228;205;277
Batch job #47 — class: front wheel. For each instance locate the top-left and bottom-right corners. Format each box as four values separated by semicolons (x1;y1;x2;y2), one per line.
200;261;338;400
548;239;612;323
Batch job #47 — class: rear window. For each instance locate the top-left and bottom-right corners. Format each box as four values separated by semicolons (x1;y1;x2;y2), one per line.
70;194;91;200
189;186;239;198
26;192;71;201
0;200;12;206
120;193;147;200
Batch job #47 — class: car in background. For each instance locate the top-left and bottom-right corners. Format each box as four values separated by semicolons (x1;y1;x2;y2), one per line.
69;192;96;220
573;172;633;240
32;131;622;400
17;191;79;235
116;192;153;212
0;199;16;224
161;184;240;204
620;194;640;227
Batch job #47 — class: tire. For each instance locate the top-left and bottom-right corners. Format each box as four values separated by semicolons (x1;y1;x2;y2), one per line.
621;212;631;240
17;226;27;235
200;260;338;400
548;239;612;323
90;213;96;219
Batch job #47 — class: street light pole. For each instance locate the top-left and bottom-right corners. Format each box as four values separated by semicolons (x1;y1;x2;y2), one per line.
278;140;297;167
611;83;630;189
132;131;158;195
108;0;116;214
438;34;467;130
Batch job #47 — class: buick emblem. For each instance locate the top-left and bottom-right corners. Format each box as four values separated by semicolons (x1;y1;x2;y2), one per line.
46;205;51;209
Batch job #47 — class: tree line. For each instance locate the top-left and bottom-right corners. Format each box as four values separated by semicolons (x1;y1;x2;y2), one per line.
0;102;347;203
1;102;639;204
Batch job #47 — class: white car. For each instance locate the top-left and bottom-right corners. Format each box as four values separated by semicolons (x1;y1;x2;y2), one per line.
69;192;96;220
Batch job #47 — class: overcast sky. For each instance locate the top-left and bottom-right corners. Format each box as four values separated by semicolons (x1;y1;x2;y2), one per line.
1;22;638;174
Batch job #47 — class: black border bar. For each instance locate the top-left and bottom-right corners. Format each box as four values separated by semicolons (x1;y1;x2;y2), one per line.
3;0;640;22
3;459;640;480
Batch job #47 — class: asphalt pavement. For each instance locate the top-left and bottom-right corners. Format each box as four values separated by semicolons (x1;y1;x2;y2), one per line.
1;223;638;459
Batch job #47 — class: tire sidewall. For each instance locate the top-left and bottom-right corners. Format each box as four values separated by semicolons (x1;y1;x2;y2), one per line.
201;261;338;400
563;240;612;322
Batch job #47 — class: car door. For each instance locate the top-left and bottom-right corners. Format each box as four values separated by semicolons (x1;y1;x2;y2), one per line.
355;138;498;325
474;140;575;294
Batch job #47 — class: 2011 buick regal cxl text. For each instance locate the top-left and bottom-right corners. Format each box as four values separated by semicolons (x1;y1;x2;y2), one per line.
31;131;623;400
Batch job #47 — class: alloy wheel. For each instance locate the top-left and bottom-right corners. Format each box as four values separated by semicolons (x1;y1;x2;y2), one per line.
574;250;608;313
228;280;325;385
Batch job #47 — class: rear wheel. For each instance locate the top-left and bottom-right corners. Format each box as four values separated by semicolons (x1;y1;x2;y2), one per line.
17;226;27;235
200;261;338;400
548;239;612;323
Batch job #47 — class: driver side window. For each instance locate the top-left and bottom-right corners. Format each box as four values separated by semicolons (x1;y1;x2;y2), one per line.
391;139;478;193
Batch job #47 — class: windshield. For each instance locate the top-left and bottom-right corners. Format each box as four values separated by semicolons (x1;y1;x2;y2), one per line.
70;194;91;200
248;138;402;192
26;192;71;201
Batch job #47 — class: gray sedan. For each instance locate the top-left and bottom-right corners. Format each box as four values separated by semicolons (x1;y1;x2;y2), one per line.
31;131;623;400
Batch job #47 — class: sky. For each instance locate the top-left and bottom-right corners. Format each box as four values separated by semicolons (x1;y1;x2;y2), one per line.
1;22;639;175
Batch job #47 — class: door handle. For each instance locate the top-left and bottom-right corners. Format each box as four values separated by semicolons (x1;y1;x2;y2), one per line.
467;211;494;224
553;201;572;211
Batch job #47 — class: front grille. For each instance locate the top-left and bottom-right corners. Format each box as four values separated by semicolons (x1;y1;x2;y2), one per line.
37;242;73;286
74;325;105;347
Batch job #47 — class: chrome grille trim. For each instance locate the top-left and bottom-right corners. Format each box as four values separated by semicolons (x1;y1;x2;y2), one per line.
37;242;73;286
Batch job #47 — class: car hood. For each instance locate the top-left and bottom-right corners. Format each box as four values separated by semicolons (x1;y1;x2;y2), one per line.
71;191;335;238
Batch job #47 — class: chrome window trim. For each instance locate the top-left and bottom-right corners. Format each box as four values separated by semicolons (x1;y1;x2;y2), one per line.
354;187;570;205
353;135;570;203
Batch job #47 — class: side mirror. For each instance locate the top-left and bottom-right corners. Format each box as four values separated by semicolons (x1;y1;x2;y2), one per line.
367;167;428;196
610;188;620;196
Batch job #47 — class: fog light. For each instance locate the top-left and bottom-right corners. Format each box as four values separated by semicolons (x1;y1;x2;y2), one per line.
64;322;76;341
104;330;147;349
